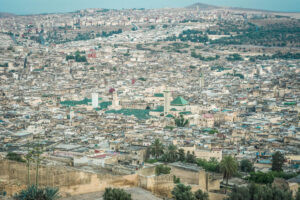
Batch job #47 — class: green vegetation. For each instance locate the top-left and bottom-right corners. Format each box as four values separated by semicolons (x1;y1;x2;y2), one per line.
196;158;220;172
103;188;132;200
165;29;208;43
191;52;220;61
180;19;204;23
97;29;122;37
210;22;300;47
150;138;164;159
145;159;158;164
161;144;178;162
172;184;195;200
155;164;171;176
225;183;294;200
171;184;208;200
240;159;254;173
174;115;189;127
173;175;181;184
194;189;209;200
226;73;245;79
66;55;75;60
14;185;59;200
185;151;197;164
249;52;300;62
75;52;87;62
66;51;87;62
226;53;243;61
272;151;285;172
248;171;298;184
6;152;25;162
220;156;238;193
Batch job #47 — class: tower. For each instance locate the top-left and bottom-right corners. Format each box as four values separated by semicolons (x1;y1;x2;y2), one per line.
164;89;171;115
69;109;74;126
200;73;205;88
112;91;121;110
92;93;99;108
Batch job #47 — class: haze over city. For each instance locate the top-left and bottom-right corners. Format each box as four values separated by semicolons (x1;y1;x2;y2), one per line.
0;0;299;200
0;0;300;14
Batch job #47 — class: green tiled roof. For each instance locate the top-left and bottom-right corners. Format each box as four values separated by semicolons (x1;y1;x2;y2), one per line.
170;108;177;111
179;111;192;115
154;93;164;97
166;114;174;118
171;96;188;106
152;106;164;112
60;97;103;107
284;102;296;106
60;98;90;107
99;101;112;109
105;109;150;120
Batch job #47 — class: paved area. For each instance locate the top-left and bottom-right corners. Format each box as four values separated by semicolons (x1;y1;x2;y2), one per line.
61;187;162;200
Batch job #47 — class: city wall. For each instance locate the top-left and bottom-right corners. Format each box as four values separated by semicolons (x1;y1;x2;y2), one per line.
0;160;137;196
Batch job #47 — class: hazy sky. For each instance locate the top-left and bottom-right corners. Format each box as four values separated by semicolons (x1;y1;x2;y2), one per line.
0;0;299;15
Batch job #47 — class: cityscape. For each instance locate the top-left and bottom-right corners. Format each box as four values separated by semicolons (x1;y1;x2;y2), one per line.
0;1;300;200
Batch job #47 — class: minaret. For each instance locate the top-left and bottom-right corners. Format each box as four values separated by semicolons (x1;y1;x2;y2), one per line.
200;73;204;89
69;109;74;126
92;93;99;108
164;89;171;115
112;91;120;110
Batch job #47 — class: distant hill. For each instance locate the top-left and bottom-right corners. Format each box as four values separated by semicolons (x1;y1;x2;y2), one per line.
0;12;16;18
187;3;293;13
186;3;220;10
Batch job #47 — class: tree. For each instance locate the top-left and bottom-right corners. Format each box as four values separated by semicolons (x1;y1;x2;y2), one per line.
226;184;293;200
6;152;25;162
196;158;220;172
173;175;181;184
155;165;171;176
14;185;59;200
32;146;43;187
240;159;254;173
25;145;34;186
272;151;285;172
248;171;274;184
174;115;189;127
186;151;196;163
151;139;164;159
220;156;238;193
225;185;250;200
171;184;195;200
296;188;300;200
194;189;209;200
103;188;132;200
165;144;178;162
178;148;185;162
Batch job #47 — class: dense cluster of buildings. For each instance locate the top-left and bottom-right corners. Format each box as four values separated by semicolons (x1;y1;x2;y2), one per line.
0;4;299;199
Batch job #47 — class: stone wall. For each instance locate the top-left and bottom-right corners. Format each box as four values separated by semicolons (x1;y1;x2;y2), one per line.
0;160;137;196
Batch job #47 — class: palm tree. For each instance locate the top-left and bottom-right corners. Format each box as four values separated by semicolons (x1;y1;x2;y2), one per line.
167;144;178;162
151;139;164;159
174;115;189;127
220;155;238;194
33;146;43;188
25;145;33;186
